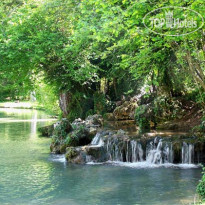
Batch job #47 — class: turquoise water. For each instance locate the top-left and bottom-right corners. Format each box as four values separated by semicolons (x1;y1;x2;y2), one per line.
0;108;202;205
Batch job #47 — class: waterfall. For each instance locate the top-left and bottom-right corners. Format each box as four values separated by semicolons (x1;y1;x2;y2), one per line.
130;140;143;162
146;138;173;164
105;137;195;164
106;138;123;161
91;133;104;147
146;139;163;164
182;142;194;164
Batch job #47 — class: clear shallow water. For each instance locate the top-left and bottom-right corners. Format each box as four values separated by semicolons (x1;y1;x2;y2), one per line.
0;108;202;205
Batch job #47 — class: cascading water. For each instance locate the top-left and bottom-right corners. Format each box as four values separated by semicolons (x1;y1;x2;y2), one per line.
89;132;196;165
182;142;194;164
105;137;194;165
146;138;173;164
130;140;143;162
146;139;163;164
91;133;104;147
106;138;124;161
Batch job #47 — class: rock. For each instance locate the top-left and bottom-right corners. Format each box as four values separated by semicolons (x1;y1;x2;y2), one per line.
65;147;86;164
65;145;107;164
104;120;137;133
86;126;98;136
72;115;103;129
113;101;138;120
104;113;115;121
71;118;85;129
60;144;67;153
117;129;126;135
70;115;104;146
84;146;107;162
50;143;61;154
66;126;92;147
116;101;122;107
85;114;104;127
38;124;54;137
51;115;104;156
54;118;72;134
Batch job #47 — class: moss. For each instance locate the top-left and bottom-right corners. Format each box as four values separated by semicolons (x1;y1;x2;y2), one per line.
38;124;54;137
65;147;78;162
60;144;67;154
197;167;205;202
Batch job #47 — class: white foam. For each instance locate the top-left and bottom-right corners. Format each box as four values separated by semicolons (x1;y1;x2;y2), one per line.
50;154;66;163
86;161;104;165
106;161;200;169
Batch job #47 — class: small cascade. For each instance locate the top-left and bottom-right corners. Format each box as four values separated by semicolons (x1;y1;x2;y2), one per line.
106;138;124;161
146;138;173;164
91;133;101;145
130;140;143;162
104;137;196;164
91;133;104;147
182;142;194;164
146;139;163;164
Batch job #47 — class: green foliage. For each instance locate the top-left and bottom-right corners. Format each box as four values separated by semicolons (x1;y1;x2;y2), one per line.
135;105;151;131
35;78;60;114
0;0;205;120
197;167;205;202
135;96;187;131
52;118;72;145
64;135;71;146
94;92;107;115
153;97;182;121
67;92;85;121
85;109;94;118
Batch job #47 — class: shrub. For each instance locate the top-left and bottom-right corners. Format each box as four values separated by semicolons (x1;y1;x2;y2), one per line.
135;105;151;131
197;167;205;202
52;119;72;145
94;92;107;115
64;125;92;146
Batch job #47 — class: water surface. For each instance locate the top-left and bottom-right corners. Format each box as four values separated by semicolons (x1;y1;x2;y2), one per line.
0;108;202;205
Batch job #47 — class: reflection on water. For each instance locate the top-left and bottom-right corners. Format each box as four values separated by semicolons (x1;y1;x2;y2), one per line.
0;108;202;205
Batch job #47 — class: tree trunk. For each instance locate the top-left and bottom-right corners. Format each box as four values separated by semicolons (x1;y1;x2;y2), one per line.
59;91;72;117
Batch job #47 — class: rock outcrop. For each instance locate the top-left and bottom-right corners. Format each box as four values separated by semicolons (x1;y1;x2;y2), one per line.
38;124;54;137
113;100;138;120
50;115;104;154
64;128;205;164
65;145;107;164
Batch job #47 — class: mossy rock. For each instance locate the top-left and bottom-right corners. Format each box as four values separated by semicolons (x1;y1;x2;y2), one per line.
38;124;54;137
65;147;78;161
104;113;115;121
50;143;61;154
60;144;67;154
65;147;86;164
53;118;72;137
85;146;107;162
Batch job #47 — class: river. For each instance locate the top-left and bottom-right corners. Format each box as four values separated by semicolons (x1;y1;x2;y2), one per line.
0;108;202;205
